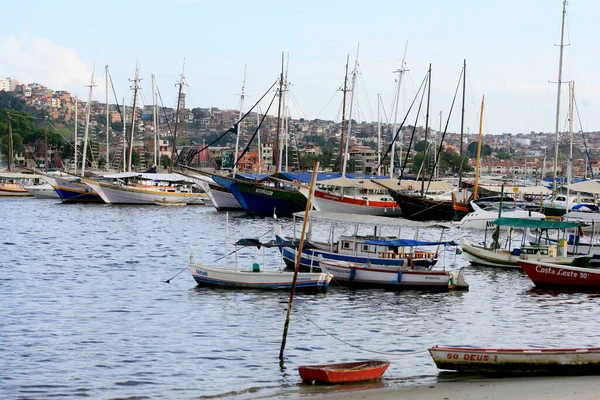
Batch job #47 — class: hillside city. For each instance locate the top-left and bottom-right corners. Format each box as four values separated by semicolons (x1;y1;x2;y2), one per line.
2;76;599;180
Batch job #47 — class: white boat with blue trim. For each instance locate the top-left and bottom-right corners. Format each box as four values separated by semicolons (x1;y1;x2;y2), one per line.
275;211;450;271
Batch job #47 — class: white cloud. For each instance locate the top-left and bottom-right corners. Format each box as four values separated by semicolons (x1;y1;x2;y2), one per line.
0;36;98;98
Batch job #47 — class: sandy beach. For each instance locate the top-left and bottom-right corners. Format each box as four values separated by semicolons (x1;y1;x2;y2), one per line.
313;376;600;400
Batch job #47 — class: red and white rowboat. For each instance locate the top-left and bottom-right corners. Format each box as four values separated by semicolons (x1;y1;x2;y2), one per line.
518;260;600;289
298;360;390;383
429;346;600;375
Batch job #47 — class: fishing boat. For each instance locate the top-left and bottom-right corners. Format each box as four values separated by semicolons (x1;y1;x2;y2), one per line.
212;174;307;215
298;360;390;383
189;235;332;290
460;218;591;268
186;172;241;211
0;172;41;196
518;260;600;289
45;174;103;203
319;259;468;291
83;172;205;205
276;211;449;271
429;345;600;375
312;177;402;216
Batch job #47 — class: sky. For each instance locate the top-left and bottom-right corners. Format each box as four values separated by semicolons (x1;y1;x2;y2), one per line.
2;0;600;135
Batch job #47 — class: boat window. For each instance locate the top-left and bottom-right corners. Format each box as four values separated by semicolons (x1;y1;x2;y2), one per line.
342;241;352;249
362;244;370;252
556;196;566;202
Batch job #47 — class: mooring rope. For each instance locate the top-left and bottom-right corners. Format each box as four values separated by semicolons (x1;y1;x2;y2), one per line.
296;310;429;356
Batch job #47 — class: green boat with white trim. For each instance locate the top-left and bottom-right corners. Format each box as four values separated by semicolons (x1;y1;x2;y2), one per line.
460;218;591;269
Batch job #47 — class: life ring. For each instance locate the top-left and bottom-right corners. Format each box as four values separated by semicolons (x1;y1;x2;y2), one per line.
408;185;413;190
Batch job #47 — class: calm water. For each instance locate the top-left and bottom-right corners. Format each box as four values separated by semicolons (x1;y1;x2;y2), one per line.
2;198;600;399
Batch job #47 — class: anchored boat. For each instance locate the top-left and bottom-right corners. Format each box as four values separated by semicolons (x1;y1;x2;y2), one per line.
298;360;390;383
429;346;600;375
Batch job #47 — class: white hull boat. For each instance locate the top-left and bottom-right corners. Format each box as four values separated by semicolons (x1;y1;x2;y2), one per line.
24;183;60;199
190;260;332;290
318;259;468;291
455;201;545;230
429;346;600;375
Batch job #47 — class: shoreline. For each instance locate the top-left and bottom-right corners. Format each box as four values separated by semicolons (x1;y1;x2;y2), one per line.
307;375;600;400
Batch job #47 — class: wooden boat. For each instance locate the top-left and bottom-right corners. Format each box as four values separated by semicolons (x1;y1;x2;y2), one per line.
429;346;600;375
24;182;60;199
84;172;204;205
212;174;307;216
460;217;591;268
0;172;42;197
518;260;600;289
298;360;390;383
276;211;447;271
318;259;468;291
387;189;469;221
189;237;332;290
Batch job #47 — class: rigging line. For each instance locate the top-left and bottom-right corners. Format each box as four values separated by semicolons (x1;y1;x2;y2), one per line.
156;85;173;137
357;66;375;122
177;79;279;167
314;89;341;120
108;71;123;122
287;89;308;120
426;67;463;192
376;70;428;173
573;97;593;177
296;310;428;356
231;90;278;170
399;73;429;180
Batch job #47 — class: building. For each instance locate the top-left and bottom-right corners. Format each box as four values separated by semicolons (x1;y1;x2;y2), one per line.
0;77;18;92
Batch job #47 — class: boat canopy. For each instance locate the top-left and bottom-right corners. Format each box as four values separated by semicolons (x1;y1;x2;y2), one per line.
293;211;450;229
491;217;582;229
563;180;600;195
101;172;190;182
234;238;311;248
363;238;454;247
563;211;600;222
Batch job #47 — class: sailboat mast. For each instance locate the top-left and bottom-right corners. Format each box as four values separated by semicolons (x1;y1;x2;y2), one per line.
473;94;485;200
566;81;574;210
552;0;567;196
128;61;140;173
233;64;247;178
420;64;431;197
122;99;127;171
81;67;96;177
391;42;408;178
44;118;49;170
170;60;185;172
275;52;284;173
74;97;78;174
339;55;349;172
7;112;12;172
105;65;110;170
152;74;157;167
377;93;381;175
458;59;466;187
342;44;360;177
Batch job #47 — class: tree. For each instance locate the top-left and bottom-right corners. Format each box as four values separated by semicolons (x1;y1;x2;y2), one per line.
467;141;491;158
160;154;171;169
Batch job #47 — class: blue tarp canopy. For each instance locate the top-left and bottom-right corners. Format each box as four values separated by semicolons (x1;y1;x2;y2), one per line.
363;238;454;247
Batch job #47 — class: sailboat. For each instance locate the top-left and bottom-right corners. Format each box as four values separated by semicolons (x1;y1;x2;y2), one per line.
541;1;573;217
385;62;472;221
48;71;103;203
213;55;309;215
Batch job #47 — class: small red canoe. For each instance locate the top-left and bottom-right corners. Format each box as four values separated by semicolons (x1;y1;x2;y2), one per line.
298;360;390;383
